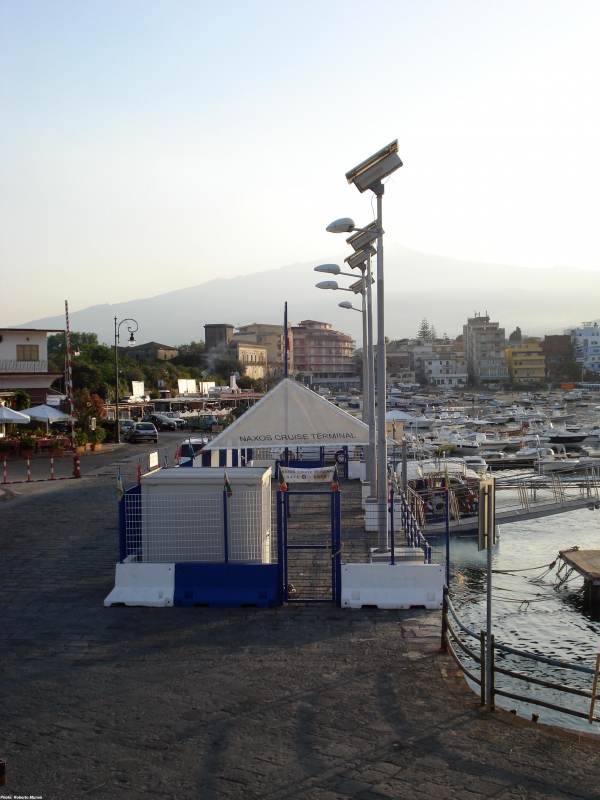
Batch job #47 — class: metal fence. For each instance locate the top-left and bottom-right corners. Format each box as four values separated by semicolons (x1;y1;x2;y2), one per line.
442;588;600;725
121;489;273;564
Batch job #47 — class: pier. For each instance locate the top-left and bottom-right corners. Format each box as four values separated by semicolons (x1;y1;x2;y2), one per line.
558;549;600;606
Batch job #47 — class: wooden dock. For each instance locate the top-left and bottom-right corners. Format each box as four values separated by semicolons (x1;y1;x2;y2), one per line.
559;549;600;584
558;549;600;606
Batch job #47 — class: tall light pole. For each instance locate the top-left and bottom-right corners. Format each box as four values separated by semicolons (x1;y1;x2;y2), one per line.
324;141;402;552
315;266;373;482
114;317;138;443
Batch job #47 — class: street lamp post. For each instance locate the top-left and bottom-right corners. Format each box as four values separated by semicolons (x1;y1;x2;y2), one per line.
330;140;402;553
114;317;138;443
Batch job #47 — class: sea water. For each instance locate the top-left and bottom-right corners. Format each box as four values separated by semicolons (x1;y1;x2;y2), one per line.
450;507;600;733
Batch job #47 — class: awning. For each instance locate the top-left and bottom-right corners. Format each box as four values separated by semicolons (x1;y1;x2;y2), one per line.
204;378;370;449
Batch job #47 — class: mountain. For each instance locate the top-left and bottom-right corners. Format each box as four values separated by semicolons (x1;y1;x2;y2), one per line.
17;245;597;345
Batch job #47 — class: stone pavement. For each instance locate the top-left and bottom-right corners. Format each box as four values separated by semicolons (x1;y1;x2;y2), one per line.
1;480;600;800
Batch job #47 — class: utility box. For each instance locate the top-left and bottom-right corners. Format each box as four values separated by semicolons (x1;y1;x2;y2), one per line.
140;467;272;564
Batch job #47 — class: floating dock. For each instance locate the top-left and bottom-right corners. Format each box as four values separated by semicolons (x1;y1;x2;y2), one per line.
558;549;600;605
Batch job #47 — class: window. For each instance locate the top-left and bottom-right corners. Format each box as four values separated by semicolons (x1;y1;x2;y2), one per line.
17;344;39;361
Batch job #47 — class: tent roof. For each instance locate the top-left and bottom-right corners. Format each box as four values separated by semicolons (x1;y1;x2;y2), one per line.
25;404;74;422
205;378;370;449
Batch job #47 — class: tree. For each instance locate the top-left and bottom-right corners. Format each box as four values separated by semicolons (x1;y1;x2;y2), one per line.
74;388;106;429
509;327;522;342
417;318;434;339
13;390;30;410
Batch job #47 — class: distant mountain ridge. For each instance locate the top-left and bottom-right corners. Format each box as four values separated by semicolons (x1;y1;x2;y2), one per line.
17;244;599;345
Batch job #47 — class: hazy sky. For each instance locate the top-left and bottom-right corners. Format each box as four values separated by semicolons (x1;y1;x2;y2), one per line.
2;0;600;325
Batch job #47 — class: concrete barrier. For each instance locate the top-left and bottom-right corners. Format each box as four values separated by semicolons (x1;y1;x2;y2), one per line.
104;562;175;607
341;562;444;610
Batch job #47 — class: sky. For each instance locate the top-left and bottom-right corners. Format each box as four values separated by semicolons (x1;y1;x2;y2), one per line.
2;0;600;325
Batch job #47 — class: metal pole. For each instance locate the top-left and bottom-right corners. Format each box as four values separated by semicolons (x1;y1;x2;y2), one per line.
374;184;388;551
284;301;288;377
366;249;377;503
445;484;451;588
360;275;370;483
114;317;120;444
486;484;493;711
401;439;407;494
65;301;79;477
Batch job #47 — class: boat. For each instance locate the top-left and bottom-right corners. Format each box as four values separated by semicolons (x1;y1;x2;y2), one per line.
386;409;435;428
543;424;589;445
347;400;361;409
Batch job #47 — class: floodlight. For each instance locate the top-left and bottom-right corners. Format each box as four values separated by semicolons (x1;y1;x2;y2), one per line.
316;281;339;290
338;301;353;310
345;250;368;270
314;264;341;275
346;221;380;252
345;140;403;193
349;278;365;294
326;218;355;234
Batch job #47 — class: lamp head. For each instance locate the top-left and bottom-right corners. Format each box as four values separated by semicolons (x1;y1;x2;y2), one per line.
345;140;403;193
314;264;341;275
338;301;353;310
128;332;136;346
315;281;339;290
326;218;355;234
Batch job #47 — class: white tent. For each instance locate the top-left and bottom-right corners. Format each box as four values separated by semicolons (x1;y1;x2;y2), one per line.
25;404;75;433
205;378;370;449
26;404;74;423
0;407;30;424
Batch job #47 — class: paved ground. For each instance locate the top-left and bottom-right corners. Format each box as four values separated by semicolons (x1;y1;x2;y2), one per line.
1;473;600;799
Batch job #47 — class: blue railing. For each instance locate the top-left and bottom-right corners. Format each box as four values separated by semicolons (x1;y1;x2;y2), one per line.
388;471;433;564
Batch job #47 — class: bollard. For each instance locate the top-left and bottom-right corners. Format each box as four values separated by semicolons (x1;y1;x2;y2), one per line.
50;454;55;480
73;453;81;478
27;455;31;482
2;456;6;484
0;758;5;786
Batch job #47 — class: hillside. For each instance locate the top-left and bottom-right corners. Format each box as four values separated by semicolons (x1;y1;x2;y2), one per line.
17;245;597;345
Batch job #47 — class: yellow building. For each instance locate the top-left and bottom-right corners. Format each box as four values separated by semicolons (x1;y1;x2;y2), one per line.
505;342;546;383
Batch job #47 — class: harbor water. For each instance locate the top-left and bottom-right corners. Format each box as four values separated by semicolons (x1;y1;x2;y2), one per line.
451;506;600;733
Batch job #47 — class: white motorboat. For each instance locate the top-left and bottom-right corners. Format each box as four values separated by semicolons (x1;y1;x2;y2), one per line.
386;409;435;429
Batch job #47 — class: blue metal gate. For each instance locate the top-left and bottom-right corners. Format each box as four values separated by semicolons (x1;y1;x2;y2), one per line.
276;490;341;605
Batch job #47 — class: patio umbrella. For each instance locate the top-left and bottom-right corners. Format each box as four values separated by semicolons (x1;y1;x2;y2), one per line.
0;406;31;424
25;404;75;433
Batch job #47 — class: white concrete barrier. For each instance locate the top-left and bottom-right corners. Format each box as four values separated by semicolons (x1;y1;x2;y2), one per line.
104;562;175;607
341;562;444;610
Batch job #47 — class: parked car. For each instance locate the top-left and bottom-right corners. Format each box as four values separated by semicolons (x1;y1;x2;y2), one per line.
120;419;135;434
125;422;158;444
177;437;209;464
142;414;177;431
162;412;186;429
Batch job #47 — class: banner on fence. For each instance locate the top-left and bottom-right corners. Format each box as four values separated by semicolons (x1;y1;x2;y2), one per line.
147;450;159;471
279;466;335;484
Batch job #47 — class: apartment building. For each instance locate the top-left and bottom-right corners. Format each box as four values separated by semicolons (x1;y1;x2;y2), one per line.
291;320;355;381
565;322;600;372
233;323;293;377
463;314;509;384
0;327;64;405
505;341;546;383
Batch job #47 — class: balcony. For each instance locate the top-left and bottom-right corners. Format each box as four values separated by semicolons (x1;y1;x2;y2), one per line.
0;360;50;373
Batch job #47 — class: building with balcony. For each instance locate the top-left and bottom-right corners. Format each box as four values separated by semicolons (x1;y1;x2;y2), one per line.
291;320;356;383
228;341;267;381
541;335;572;381
233;323;293;378
564;322;600;372
0;328;64;404
505;342;546;383
463;314;509;384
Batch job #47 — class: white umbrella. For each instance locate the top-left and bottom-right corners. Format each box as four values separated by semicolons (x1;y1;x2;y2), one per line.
0;406;30;424
25;404;75;433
